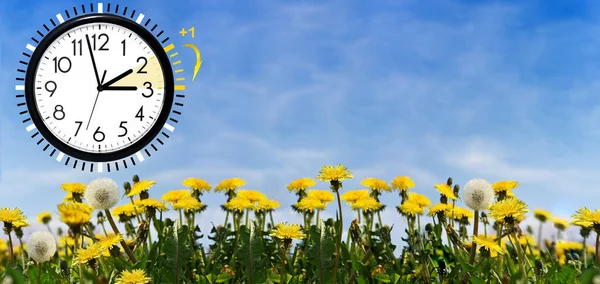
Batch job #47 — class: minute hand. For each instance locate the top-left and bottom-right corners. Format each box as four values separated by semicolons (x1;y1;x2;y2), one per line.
101;69;133;89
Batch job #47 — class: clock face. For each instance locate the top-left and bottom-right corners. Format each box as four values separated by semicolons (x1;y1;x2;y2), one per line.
18;6;184;171
34;22;165;154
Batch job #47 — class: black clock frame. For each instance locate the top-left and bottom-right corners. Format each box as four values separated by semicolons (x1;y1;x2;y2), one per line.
24;13;175;162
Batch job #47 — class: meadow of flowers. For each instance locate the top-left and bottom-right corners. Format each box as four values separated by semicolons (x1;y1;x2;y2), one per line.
0;164;599;283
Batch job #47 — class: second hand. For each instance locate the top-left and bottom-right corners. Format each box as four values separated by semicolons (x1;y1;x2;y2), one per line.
86;70;107;131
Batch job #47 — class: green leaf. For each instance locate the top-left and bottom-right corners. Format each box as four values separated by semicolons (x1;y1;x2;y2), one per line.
372;273;391;282
162;223;193;283
469;276;486;284
555;266;577;284
307;219;335;284
580;268;600;284
215;273;233;283
236;222;268;284
4;265;26;284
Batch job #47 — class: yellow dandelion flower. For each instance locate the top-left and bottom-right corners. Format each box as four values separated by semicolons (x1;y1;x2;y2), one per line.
58;236;75;248
571;207;600;228
72;243;106;265
0;208;27;226
37;211;52;224
236;190;267;203
534;209;552;223
161;189;193;203
13;219;28;229
270;223;305;240
13;244;25;255
136;198;168;211
446;207;474;221
295;197;326;213
112;203;141;218
214;178;246;193
391;176;415;192
61;183;86;194
360;178;391;193
182;177;212;192
255;199;280;212
287;178;317;193
398;201;424;216
488;198;528;223
306;190;335;205
172;197;204;212
351;197;383;212
428;203;451;217
434;184;457;200
553;217;570;231
57;202;92;227
115;269;152;284
224;197;255;212
519;235;536;247
407;192;431;208
340;190;370;204
473;234;504;255
316;164;353;182
98;233;123;250
127;180;156;197
492;180;519;194
63;192;73;202
0;239;8;252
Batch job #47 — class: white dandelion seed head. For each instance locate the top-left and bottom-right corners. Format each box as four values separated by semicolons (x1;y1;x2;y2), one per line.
463;178;495;211
26;231;57;263
85;178;120;210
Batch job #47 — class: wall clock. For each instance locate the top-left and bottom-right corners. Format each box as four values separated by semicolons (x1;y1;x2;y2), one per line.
15;3;187;172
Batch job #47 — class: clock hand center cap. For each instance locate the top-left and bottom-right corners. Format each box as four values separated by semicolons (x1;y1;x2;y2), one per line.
97;85;103;92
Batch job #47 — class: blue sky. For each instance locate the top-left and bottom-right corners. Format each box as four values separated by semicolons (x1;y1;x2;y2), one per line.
2;0;600;247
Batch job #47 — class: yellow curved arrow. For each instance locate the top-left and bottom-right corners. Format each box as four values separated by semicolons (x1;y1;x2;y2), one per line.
183;44;202;82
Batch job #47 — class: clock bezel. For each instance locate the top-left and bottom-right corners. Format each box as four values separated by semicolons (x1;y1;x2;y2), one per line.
24;13;175;162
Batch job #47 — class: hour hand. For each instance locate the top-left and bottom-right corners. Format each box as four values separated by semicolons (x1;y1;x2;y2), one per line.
103;86;138;91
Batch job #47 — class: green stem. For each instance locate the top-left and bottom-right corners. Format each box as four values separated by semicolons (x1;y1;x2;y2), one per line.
510;232;527;279
245;209;249;226
6;232;14;265
73;233;84;282
538;221;543;249
280;246;287;284
377;211;383;227
316;209;320;223
332;189;344;284
179;209;183;226
224;211;230;228
596;233;600;266
270;211;276;228
497;223;504;272
18;237;25;267
468;211;480;265
104;209;137;263
583;236;588;267
37;262;42;284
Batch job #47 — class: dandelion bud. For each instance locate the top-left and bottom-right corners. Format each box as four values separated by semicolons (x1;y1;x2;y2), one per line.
136;220;150;245
14;227;24;239
581;226;591;238
26;231;57;263
325;218;335;227
132;175;140;183
462;178;494;211
526;225;534;235
534;259;544;275
165;218;174;227
446;177;453;186
60;260;69;275
123;182;132;195
85;178;120;210
97;211;105;224
437;259;447;277
453;184;460;196
57;227;63;236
